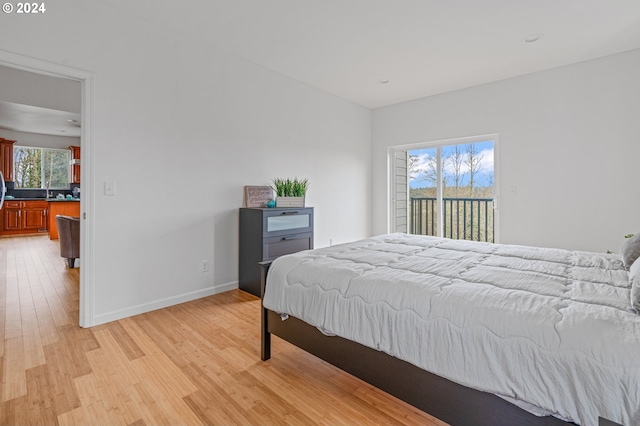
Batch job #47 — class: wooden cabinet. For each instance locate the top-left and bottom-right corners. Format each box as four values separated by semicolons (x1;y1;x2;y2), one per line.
0;138;16;182
239;207;314;296
48;201;80;240
23;201;48;230
1;200;48;235
69;145;80;184
3;201;21;230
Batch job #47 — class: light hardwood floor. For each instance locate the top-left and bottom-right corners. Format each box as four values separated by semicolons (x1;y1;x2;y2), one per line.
0;235;447;425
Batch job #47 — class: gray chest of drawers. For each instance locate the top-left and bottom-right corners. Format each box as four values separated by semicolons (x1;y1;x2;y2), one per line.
239;207;314;296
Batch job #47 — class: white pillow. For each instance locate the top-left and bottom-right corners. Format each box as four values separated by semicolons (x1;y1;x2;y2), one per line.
631;273;640;312
621;233;640;269
629;259;640;283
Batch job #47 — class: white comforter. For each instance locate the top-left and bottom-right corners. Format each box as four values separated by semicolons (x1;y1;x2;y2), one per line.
262;233;640;426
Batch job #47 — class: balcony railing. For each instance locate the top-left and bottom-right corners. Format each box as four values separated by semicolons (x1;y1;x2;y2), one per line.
410;197;494;243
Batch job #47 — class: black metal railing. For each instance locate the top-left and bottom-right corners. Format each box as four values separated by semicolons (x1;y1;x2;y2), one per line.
410;197;494;243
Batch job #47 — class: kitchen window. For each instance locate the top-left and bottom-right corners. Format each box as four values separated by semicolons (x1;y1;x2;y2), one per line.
14;146;70;189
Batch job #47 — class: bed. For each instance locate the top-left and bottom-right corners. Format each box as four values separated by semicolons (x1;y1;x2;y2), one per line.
260;233;640;426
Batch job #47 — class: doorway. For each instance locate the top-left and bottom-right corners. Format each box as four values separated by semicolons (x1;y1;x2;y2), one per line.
0;51;94;327
390;134;499;243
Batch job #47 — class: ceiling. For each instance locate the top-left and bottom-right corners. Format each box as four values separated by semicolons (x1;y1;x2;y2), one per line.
4;0;640;138
0;101;81;138
102;0;640;108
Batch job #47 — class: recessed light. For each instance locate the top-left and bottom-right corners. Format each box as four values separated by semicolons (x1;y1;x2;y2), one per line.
524;33;543;43
378;78;390;84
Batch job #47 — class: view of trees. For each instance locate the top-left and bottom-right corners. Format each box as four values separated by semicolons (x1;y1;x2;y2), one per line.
14;147;70;189
409;142;493;199
14;147;42;188
408;142;494;242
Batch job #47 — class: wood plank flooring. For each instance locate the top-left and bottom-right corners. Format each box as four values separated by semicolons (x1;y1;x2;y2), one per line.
0;235;447;425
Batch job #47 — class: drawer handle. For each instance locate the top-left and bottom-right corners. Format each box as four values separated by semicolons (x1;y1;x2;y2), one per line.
281;235;300;241
281;211;299;215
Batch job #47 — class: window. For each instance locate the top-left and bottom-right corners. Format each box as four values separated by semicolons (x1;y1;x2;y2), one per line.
14;146;70;189
391;135;497;242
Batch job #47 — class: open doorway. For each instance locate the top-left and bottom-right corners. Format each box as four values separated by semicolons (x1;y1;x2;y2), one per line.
390;134;499;243
0;51;93;327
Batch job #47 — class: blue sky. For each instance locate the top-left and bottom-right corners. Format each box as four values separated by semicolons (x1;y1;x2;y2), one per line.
409;140;494;189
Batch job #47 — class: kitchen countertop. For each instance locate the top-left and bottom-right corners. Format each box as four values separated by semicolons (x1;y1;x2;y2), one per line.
4;197;80;202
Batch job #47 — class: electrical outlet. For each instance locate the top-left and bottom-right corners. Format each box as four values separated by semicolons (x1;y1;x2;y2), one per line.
201;260;209;273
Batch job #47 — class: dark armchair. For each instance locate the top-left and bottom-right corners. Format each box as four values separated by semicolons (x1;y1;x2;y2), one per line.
56;215;80;268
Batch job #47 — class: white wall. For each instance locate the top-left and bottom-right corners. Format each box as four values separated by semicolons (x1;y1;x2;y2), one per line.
373;49;640;253
0;0;371;325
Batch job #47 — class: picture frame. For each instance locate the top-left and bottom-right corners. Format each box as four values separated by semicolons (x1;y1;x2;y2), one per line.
244;186;274;208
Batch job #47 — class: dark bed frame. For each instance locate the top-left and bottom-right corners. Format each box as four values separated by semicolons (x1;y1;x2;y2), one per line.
259;262;617;426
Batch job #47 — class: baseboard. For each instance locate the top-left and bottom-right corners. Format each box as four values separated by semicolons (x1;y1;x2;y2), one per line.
90;280;239;326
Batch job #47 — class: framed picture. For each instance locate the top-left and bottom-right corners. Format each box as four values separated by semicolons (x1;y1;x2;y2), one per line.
244;186;274;208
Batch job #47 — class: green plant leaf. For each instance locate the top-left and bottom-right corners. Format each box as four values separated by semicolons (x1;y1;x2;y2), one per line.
271;177;309;197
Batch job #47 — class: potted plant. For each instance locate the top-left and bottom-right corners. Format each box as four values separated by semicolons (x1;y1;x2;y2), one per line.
272;177;309;207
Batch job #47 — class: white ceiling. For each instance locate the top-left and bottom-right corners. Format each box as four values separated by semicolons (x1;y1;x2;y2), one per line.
0;101;81;137
102;0;640;108
4;0;640;137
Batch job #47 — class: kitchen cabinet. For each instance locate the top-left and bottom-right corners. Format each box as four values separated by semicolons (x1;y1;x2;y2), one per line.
3;201;21;230
1;200;48;235
69;145;80;184
23;201;48;230
48;200;80;240
0;138;16;182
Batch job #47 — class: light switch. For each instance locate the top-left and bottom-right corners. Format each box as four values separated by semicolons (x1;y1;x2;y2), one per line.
104;181;116;196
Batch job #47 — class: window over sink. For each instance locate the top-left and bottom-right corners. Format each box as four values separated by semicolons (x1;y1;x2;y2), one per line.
13;146;70;189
